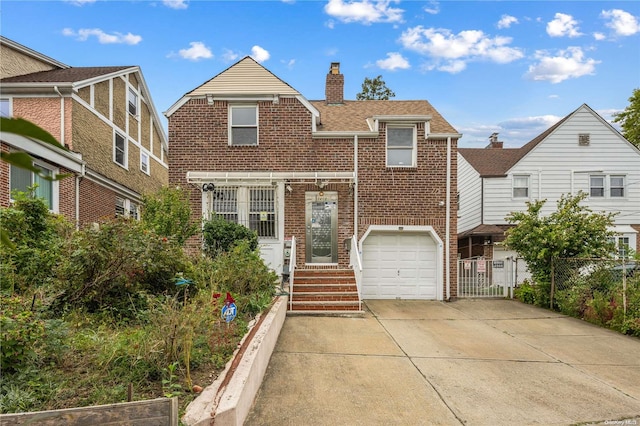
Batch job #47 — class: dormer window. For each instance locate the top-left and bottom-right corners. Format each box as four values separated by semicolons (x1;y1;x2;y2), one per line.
386;125;416;167
229;105;258;146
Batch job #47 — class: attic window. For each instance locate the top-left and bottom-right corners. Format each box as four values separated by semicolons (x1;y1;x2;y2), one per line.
128;87;138;116
229;105;258;146
578;133;590;146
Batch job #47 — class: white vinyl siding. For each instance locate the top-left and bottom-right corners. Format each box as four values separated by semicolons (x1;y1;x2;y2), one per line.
457;154;483;233
477;106;640;228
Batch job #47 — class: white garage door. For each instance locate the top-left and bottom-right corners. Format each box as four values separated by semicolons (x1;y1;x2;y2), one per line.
361;232;438;299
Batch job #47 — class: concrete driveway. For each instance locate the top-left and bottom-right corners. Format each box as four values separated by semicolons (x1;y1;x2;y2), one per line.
245;299;640;426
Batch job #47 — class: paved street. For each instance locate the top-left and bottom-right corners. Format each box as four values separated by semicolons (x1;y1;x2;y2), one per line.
246;299;640;426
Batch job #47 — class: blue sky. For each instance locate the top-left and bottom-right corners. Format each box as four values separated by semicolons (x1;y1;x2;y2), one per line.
1;0;639;147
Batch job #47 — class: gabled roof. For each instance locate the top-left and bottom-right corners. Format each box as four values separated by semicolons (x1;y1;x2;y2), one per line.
310;100;457;134
458;103;603;177
187;56;299;96
0;36;69;71
1;66;133;84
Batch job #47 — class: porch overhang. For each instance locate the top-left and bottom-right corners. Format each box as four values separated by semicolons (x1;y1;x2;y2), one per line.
186;171;355;185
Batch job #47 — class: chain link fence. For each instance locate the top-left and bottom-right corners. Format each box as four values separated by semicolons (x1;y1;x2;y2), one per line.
551;257;640;336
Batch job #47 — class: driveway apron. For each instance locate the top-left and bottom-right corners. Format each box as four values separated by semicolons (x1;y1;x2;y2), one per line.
245;299;640;426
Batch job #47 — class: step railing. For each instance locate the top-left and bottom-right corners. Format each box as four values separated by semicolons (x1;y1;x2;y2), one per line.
349;235;363;311
288;236;297;311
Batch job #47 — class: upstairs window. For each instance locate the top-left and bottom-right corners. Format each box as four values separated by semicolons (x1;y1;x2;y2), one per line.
610;176;625;197
0;98;10;117
114;132;127;167
140;151;150;175
386;126;416;167
230;105;258;146
128;87;138;116
590;175;605;197
512;175;529;198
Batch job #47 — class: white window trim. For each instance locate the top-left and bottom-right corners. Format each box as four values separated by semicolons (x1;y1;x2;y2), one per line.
386;124;417;168
128;86;139;118
589;174;626;199
114;131;128;169
9;158;60;213
228;104;259;146
140;150;150;175
512;174;530;199
116;196;139;220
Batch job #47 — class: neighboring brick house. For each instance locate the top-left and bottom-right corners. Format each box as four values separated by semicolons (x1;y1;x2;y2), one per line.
166;57;460;309
0;36;168;224
458;104;640;267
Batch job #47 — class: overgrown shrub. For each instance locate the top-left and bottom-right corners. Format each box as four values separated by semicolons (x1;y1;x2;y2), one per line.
53;219;190;321
141;187;198;246
514;280;536;305
202;215;258;256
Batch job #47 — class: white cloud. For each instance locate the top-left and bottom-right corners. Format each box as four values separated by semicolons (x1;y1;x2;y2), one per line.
399;26;523;73
376;52;410;71
281;58;296;69
601;9;640;37
163;0;188;9
525;47;599;84
548;94;559;99
593;32;606;41
546;13;582;38
63;0;96;5
62;28;142;45
497;15;518;29
222;49;240;63
324;0;404;25
423;1;439;15
251;45;270;63
178;42;213;61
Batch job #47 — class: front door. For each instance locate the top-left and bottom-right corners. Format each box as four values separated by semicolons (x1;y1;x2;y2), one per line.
305;192;338;264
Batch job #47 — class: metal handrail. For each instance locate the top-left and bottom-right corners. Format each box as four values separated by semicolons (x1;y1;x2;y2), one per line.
289;236;297;311
349;235;363;311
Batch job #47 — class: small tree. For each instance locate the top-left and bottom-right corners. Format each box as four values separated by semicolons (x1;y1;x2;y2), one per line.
356;75;395;100
141;187;197;246
505;192;616;301
613;88;640;149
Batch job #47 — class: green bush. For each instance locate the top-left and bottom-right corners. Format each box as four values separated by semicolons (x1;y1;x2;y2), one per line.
53;219;190;321
514;280;536;304
202;215;258;256
141;187;198;246
1;295;46;373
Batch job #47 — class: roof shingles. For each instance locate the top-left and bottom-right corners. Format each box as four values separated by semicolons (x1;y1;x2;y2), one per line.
1;66;134;84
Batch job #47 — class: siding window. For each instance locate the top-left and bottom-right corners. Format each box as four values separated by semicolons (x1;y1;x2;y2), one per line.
512;175;529;198
114;132;127;167
590;175;605;197
11;161;57;211
140;151;150;175
386;126;416;167
0;98;10;117
230;105;258;146
210;186;276;238
610;176;625;197
128;87;138;116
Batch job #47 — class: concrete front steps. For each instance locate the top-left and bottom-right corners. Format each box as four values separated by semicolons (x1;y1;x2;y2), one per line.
289;268;363;315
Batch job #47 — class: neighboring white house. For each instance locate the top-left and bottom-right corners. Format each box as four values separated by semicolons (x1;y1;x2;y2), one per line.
457;103;640;267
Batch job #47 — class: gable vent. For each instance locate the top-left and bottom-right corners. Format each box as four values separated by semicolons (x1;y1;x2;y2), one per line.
578;133;590;146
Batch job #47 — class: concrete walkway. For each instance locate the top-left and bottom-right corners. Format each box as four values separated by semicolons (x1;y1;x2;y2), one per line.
245;299;640;426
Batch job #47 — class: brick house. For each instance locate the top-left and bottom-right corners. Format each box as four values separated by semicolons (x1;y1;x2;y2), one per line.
458;104;640;267
0;36;168;224
166;58;460;311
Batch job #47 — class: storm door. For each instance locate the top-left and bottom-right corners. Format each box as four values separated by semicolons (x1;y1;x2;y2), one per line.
305;192;338;263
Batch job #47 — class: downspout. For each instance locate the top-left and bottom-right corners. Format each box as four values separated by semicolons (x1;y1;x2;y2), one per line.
446;136;452;301
54;86;64;146
75;164;85;230
354;135;358;238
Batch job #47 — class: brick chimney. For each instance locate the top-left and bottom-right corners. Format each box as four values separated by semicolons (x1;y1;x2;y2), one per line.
486;132;503;149
325;62;344;105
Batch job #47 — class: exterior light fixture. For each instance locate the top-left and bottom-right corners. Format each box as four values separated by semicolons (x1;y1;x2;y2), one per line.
202;183;215;192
